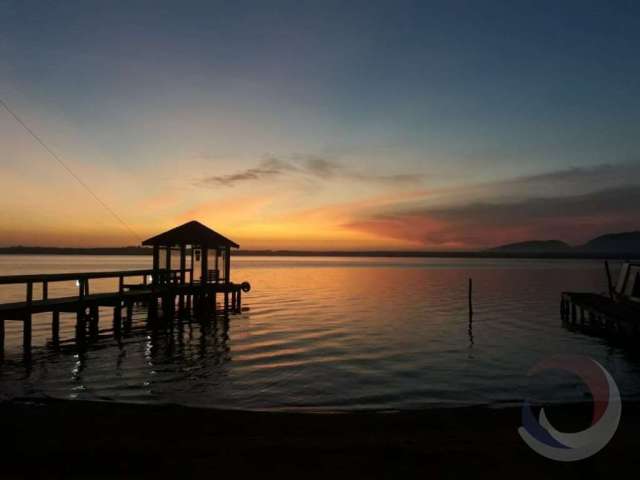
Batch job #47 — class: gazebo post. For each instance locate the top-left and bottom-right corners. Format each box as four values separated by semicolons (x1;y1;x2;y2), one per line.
201;245;208;315
179;245;186;311
190;246;194;284
165;246;171;280
215;248;220;283
152;245;159;276
224;246;231;284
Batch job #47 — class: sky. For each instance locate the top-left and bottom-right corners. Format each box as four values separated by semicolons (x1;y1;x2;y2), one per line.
1;0;639;250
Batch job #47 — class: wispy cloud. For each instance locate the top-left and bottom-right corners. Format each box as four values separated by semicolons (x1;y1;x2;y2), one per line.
197;155;422;187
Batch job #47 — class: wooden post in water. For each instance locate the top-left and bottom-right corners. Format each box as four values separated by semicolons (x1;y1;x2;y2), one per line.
89;305;99;337
76;278;87;344
113;304;122;336
24;281;33;352
0;317;4;356
52;310;60;346
468;278;473;318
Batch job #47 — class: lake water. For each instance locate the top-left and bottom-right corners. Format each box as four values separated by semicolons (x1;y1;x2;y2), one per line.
1;255;639;410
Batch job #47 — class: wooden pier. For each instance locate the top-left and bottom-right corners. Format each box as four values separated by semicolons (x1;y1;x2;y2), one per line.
0;221;251;354
560;261;640;339
561;291;639;337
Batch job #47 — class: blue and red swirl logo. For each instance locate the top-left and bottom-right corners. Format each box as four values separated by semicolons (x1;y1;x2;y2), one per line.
519;355;621;462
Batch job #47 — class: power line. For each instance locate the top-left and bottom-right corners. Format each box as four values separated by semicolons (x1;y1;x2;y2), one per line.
0;98;142;244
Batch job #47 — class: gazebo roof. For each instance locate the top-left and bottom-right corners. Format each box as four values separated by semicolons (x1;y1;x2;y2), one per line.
142;221;239;248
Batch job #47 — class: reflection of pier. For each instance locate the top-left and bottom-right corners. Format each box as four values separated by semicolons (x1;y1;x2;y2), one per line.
0;221;250;354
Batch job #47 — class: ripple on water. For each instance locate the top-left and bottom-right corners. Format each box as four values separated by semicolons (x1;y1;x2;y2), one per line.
1;256;640;410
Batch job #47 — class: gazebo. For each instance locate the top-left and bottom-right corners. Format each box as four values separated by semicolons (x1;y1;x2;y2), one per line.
142;220;239;286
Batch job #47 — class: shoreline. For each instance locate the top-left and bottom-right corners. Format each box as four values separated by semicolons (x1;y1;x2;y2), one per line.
1;248;638;260
1;398;638;478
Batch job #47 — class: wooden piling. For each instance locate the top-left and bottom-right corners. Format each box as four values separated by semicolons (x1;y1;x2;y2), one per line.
24;282;33;351
76;312;86;345
89;306;99;337
52;310;60;345
468;278;473;318
113;305;122;336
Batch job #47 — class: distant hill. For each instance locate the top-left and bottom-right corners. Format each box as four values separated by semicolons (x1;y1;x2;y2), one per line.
491;231;640;255
490;240;572;253
579;231;640;253
1;230;639;258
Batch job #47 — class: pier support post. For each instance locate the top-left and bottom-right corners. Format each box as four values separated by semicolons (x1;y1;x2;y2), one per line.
0;318;4;356
23;313;32;353
237;290;242;312
24;281;33;352
224;292;229;313
124;302;133;333
89;306;99;337
113;306;122;336
76;310;87;345
52;311;60;346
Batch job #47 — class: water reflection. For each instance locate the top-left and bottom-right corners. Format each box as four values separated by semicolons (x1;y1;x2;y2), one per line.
2;256;640;410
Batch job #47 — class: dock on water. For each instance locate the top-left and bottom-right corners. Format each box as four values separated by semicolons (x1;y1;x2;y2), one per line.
0;221;250;354
561;261;639;338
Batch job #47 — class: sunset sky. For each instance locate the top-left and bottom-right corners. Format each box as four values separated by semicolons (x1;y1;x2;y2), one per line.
1;1;639;250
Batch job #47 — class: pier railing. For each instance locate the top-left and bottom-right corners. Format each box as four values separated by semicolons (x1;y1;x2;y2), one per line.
0;267;247;355
0;269;189;305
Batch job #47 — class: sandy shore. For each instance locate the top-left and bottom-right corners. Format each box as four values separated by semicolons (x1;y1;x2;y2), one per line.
1;399;637;479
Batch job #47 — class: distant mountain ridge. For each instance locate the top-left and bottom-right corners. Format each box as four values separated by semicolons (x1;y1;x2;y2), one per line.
490;240;571;252
581;231;640;252
1;231;639;258
492;231;640;253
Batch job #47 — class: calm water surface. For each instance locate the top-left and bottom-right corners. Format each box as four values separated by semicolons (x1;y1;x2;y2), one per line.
1;255;639;410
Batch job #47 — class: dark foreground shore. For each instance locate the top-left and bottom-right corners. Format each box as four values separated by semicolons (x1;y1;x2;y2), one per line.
1;399;637;479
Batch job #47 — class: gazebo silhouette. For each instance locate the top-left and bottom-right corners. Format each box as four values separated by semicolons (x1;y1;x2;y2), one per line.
142;220;248;314
143;220;239;286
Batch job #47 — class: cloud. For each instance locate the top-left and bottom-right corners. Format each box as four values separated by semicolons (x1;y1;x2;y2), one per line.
344;184;640;248
199;157;292;186
197;154;422;187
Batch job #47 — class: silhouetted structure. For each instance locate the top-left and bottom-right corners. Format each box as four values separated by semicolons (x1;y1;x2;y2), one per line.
143;220;239;286
561;261;640;337
0;221;250;354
